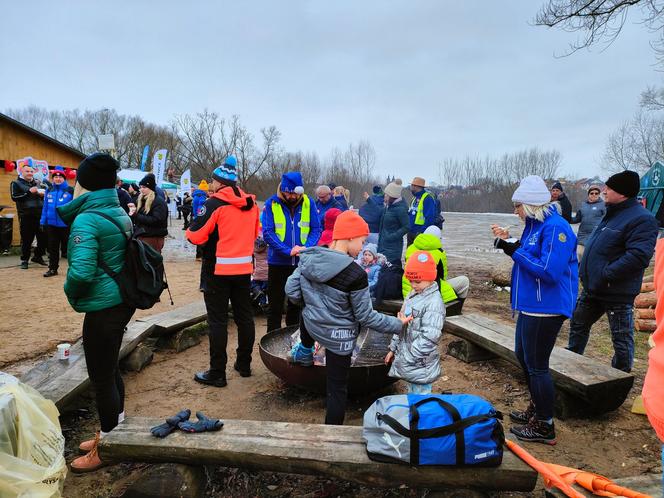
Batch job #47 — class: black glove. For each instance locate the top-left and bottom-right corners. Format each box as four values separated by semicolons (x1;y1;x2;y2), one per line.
494;238;520;257
150;409;191;438
178;411;224;433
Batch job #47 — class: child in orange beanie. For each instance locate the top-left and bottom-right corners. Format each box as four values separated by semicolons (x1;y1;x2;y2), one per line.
285;211;411;424
385;250;445;394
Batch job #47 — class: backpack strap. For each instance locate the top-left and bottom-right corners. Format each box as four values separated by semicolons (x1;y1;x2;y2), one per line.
86;210;132;278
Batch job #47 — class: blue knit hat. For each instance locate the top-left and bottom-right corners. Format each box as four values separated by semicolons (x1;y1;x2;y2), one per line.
51;166;66;178
280;172;304;194
212;155;238;184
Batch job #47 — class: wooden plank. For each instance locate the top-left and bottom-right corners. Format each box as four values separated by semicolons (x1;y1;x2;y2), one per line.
444;314;634;416
20;302;208;410
99;418;537;492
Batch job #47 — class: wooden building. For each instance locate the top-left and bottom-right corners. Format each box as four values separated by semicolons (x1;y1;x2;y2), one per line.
0;113;86;245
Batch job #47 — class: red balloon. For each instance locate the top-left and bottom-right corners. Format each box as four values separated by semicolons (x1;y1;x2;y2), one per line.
67;169;77;179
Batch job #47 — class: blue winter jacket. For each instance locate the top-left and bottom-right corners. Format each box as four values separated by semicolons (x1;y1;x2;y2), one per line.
359;194;384;233
408;189;437;234
580;198;658;303
315;196;345;226
192;189;207;219
40;182;73;228
262;194;322;266
509;209;578;317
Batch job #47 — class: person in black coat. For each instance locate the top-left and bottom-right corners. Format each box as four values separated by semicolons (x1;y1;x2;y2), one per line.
550;181;572;223
567;171;658;372
132;173;169;253
10;165;47;268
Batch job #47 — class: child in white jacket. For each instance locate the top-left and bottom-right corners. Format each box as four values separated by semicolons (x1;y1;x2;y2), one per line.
385;250;445;394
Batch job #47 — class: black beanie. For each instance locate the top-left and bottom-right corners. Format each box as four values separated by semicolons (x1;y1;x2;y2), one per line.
605;170;640;198
77;153;118;191
551;181;563;192
139;173;156;191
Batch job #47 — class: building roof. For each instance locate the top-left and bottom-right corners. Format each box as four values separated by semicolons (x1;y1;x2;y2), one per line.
0;112;87;160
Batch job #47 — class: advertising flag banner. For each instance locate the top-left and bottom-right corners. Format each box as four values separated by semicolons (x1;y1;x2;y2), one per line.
180;169;191;193
152;149;168;187
140;145;150;171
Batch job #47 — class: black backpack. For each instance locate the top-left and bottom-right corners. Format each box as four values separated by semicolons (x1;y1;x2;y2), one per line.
89;211;171;310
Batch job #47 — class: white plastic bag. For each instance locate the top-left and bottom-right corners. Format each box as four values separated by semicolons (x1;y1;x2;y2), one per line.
0;373;66;498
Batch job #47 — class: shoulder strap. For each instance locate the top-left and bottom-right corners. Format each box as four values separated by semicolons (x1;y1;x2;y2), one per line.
87;210;132;240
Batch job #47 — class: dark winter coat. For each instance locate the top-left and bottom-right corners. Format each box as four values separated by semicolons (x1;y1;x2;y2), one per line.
580;198;658;304
10;177;44;216
571;199;606;245
556;193;573;223
378;199;409;266
359;194;384;233
40;182;73;228
133;194;169;238
315;196;345;226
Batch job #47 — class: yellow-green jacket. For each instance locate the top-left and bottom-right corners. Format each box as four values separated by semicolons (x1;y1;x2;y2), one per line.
402;233;457;303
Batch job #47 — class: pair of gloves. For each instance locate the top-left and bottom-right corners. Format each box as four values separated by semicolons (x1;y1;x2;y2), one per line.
150;409;224;438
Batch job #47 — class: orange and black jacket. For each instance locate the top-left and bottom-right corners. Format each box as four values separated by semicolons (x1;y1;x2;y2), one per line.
186;185;260;277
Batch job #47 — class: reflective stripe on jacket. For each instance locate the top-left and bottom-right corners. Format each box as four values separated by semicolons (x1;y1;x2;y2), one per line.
272;194;311;245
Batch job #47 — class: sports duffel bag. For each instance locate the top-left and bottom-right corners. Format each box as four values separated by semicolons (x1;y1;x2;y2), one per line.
362;393;504;466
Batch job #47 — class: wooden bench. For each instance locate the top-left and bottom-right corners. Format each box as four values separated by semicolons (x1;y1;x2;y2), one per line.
444;314;635;418
98;417;537;492
374;298;464;317
20;301;208;410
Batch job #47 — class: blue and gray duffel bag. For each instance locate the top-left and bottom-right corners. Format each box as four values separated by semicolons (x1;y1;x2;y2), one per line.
362;393;504;466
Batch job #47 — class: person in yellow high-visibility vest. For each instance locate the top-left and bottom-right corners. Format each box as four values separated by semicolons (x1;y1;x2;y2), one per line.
262;172;322;333
407;176;438;245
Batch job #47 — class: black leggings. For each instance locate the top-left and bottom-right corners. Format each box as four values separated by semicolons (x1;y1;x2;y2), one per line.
300;322;352;425
82;302;135;433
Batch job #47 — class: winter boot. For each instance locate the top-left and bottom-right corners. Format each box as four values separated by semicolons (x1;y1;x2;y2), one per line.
509;401;536;424
510;418;556;445
31;256;47;266
43;269;58;277
78;436;96;454
71;432;105;473
288;342;314;366
20;261;28;269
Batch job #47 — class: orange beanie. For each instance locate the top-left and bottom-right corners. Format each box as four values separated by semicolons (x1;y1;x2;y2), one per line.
332;211;369;241
404;250;437;281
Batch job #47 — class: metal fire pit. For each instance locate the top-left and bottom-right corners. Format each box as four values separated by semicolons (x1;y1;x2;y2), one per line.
259;325;398;395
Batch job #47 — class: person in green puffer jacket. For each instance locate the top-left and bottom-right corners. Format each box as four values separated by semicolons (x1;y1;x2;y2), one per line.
57;153;136;474
401;225;470;303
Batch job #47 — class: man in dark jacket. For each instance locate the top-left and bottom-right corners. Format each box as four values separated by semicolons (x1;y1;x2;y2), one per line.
315;185;345;226
359;185;384;244
567;170;658;372
10;165;47;269
550;181;572;223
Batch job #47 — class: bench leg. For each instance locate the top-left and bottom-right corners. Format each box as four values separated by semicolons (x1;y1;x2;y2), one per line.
447;339;498;363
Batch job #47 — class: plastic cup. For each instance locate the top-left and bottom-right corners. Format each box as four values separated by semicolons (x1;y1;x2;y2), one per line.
57;343;71;360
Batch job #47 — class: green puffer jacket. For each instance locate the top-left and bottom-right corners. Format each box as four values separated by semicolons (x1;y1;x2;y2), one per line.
57;188;131;313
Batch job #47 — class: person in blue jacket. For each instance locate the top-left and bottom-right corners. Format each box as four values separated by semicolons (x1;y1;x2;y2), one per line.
359;185;384;244
262;171;322;333
568;170;658;373
191;180;209;220
407;176;437;244
491;175;578;446
315;185;345;226
40;166;73;277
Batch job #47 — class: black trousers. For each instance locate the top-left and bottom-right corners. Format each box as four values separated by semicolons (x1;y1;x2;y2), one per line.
46;225;69;270
82;302;135;433
267;264;301;333
19;213;46;262
204;274;255;375
300;324;352;425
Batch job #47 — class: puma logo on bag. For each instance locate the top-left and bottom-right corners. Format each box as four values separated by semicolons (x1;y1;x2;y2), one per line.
382;432;404;458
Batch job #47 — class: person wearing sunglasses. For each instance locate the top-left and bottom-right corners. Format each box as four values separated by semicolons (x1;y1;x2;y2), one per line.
570;185;606;261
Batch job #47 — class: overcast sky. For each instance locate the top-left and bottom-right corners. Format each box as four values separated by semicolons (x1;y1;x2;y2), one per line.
2;1;661;181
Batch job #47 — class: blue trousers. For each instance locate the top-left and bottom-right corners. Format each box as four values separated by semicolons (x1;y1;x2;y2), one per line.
514;313;565;420
567;290;634;372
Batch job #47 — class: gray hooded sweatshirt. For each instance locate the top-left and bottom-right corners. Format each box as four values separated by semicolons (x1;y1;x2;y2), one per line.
388;282;445;385
285;246;403;355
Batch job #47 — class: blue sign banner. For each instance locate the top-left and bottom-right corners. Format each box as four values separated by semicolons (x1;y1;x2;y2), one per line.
140;145;150;171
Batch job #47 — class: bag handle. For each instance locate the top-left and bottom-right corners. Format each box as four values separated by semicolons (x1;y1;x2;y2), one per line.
87;210;131;278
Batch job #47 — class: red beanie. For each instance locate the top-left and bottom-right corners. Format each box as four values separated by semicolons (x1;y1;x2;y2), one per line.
404;250;437;282
332;211;369;241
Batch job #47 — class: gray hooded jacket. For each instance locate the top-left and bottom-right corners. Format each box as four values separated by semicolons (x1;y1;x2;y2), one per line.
388;282;445;385
285;246;403;356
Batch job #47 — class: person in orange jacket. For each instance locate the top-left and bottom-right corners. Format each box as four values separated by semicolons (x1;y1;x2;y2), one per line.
186;156;260;387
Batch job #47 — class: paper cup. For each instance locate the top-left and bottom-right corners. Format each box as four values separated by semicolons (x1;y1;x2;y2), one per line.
57;343;71;360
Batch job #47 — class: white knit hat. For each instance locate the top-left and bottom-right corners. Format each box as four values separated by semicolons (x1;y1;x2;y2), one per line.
423;225;442;238
384;182;403;199
511;175;551;206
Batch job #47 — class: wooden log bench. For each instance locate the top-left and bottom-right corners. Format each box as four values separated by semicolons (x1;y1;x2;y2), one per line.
98;418;538;493
374;298;464;317
19;301;208;410
444;314;635;418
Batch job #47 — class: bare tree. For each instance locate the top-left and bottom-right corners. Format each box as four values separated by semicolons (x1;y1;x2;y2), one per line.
604;109;664;172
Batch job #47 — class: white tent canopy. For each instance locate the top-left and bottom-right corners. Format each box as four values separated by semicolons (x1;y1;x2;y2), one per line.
118;168;177;190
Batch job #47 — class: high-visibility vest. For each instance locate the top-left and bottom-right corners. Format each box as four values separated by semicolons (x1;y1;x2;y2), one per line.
271;194;311;245
402;246;458;303
410;191;431;226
